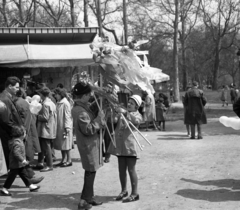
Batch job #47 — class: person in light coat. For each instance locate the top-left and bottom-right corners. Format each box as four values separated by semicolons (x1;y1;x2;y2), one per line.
53;88;73;168
71;82;105;210
36;87;57;172
108;95;143;203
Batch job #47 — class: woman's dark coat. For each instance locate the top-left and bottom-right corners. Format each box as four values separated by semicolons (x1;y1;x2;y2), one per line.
15;97;41;161
183;87;207;125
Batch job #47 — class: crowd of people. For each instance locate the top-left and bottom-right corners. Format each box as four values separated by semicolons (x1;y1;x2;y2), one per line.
0;75;213;209
0;76;161;209
0;77;74;196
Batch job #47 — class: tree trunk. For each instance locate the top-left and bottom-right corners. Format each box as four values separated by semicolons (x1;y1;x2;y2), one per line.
97;0;103;37
69;0;75;27
181;9;187;91
2;0;9;26
173;0;180;102
33;0;36;26
212;40;221;90
19;0;24;25
83;0;89;27
123;0;128;45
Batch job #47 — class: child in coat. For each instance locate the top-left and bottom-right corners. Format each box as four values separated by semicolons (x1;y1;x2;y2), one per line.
1;125;40;196
108;95;143;203
156;98;167;131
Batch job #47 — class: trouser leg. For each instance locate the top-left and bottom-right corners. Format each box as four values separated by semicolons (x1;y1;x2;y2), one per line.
186;124;190;135
3;168;18;189
190;125;195;138
81;171;96;202
18;167;32;187
197;124;202;137
38;138;44;164
40;138;53;168
162;121;165;130
1;140;10;170
51;140;56;160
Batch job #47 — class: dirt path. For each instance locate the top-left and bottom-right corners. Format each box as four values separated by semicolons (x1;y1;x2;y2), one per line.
1;118;240;210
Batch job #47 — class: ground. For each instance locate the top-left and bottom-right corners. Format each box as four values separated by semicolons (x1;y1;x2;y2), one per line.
1;102;240;210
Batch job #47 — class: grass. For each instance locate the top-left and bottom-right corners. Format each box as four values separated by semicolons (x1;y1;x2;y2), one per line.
167;90;237;121
180;89;231;104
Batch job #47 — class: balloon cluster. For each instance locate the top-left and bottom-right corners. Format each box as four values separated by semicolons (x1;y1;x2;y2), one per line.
28;95;42;115
219;116;240;130
90;37;113;63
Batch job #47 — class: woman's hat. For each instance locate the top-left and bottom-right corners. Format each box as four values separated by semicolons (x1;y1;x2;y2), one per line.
73;82;91;96
36;87;51;97
130;95;142;107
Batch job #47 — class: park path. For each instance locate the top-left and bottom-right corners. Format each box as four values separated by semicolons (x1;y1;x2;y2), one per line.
1;116;240;210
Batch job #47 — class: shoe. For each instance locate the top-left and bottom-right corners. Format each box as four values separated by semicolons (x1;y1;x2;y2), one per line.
78;199;92;210
198;136;203;139
32;164;44;170
145;129;148;132
162;129;166;131
0;190;12;196
157;126;161;131
60;162;72;167
31;176;44;184
190;136;195;139
54;162;65;167
88;200;103;206
40;167;53;172
115;191;128;201
104;158;110;163
122;194;140;203
29;185;40;192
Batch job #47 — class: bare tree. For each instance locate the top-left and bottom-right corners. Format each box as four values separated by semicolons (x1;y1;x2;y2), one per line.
88;0;122;43
200;0;240;89
0;0;9;26
36;0;65;27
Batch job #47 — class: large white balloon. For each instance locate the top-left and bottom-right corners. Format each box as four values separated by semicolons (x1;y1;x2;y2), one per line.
219;116;240;130
29;100;42;115
31;95;41;103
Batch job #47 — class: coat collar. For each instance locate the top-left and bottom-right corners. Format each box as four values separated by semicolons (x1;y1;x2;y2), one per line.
74;100;94;116
58;97;67;104
3;89;13;98
43;97;52;104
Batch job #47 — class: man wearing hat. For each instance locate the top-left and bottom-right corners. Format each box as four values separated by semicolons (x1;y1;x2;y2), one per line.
36;87;57;172
72;82;105;210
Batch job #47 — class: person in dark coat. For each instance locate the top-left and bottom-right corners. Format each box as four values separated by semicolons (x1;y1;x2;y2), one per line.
159;92;170;108
15;88;41;162
0;125;40;196
72;82;105;210
230;84;238;105
155;98;167;131
15;88;43;182
183;81;207;139
0;77;23;169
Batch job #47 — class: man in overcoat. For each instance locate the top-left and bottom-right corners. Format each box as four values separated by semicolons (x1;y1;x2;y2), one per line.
71;81;105;210
0;77;44;184
184;81;207;139
0;77;22;169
